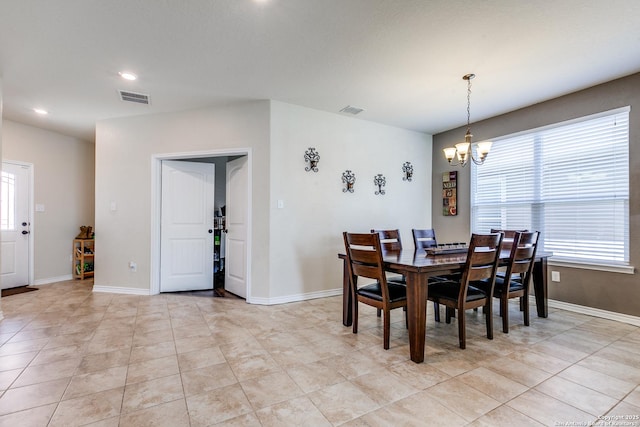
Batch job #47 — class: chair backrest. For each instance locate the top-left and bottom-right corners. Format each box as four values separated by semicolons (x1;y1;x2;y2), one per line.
371;229;403;254
459;233;503;299
343;232;389;299
504;231;539;283
412;228;438;250
490;229;528;239
490;228;528;249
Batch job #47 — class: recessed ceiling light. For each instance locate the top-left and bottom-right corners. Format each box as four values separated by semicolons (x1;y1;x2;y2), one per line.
33;108;48;115
118;71;137;81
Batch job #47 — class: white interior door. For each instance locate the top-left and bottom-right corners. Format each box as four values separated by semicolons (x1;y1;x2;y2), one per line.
225;156;248;298
1;162;31;290
160;160;215;292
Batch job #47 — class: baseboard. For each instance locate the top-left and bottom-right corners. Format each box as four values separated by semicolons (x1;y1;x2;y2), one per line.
33;274;73;286
548;299;640;327
249;288;343;305
92;286;151;296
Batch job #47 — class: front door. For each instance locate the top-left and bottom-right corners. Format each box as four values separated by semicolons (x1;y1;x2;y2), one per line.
160;160;215;292
1;162;31;290
224;156;248;299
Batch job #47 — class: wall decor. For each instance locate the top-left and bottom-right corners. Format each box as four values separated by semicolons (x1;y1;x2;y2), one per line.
374;174;386;195
443;171;457;216
304;147;320;172
402;162;413;181
342;170;356;193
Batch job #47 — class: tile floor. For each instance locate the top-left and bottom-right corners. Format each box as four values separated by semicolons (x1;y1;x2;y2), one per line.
0;280;639;426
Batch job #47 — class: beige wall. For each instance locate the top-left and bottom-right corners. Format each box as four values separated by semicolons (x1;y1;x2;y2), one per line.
2;120;95;283
94;100;433;302
268;101;432;301
432;72;640;316
0;78;3;318
95;101;272;297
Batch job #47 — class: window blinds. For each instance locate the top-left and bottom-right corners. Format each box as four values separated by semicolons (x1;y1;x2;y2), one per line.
471;107;630;265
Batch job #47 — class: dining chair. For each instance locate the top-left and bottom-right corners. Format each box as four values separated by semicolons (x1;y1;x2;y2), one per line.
343;232;408;350
492;231;539;333
411;228;451;321
411;228;438;250
427;232;503;349
490;228;528;250
371;229;406;288
371;229;403;254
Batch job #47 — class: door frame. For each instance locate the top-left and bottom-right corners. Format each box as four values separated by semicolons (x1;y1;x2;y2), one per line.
1;160;35;287
149;148;253;301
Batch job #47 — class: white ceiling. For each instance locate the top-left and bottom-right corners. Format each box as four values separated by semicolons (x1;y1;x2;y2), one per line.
1;0;639;143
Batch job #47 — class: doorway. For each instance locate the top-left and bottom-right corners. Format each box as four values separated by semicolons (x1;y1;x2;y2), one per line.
1;161;33;290
150;149;252;300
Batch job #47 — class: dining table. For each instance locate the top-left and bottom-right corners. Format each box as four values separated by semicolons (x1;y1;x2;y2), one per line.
338;248;551;363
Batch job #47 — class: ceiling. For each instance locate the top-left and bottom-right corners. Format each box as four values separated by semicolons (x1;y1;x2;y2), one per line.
1;0;639;143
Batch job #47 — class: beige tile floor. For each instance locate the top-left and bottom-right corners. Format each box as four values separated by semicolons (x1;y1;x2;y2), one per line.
0;279;639;426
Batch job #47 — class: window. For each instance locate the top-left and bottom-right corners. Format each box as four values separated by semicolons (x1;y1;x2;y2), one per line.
471;107;630;267
1;171;16;231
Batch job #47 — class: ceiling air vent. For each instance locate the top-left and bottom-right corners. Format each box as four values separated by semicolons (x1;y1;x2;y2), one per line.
339;105;365;115
119;90;150;105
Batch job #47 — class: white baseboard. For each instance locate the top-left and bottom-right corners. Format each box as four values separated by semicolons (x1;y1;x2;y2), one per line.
33;275;73;286
548;299;640;327
92;286;151;296
249;288;343;305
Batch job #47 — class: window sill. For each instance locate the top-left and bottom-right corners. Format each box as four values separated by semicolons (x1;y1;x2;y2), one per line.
549;259;635;275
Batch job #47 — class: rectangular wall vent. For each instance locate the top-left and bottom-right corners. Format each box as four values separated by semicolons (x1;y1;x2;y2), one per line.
119;90;150;105
339;105;365;115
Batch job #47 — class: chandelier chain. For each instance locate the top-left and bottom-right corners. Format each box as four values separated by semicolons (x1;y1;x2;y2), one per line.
466;77;472;129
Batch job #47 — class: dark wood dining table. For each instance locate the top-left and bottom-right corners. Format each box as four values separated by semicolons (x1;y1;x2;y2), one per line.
338;249;551;363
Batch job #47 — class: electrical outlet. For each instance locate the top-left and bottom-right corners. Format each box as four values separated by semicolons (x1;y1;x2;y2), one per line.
551;271;560;282
129;261;137;272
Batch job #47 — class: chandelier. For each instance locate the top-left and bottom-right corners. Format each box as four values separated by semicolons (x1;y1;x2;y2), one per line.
443;74;492;167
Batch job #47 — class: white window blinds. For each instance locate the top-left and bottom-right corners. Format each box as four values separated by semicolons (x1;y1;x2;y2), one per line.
471;107;630;265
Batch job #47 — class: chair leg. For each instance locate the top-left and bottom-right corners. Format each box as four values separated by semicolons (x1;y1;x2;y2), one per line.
485;301;493;340
458;308;466;349
523;294;530;326
352;301;359;334
405;307;409;329
501;296;509;333
377;308;382;317
445;307;453;324
383;309;390;350
433;302;440;322
519;296;525;311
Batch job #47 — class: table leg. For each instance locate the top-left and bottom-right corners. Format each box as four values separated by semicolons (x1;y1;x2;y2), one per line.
342;258;352;326
405;271;428;363
532;257;548;318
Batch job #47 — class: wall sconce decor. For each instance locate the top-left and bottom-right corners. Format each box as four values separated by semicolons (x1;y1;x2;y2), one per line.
342;170;356;193
304;147;320;172
374;174;386;195
402;162;413;181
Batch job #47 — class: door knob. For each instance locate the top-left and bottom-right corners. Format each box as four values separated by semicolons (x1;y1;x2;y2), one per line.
22;230;30;235
22;222;28;227
208;229;213;233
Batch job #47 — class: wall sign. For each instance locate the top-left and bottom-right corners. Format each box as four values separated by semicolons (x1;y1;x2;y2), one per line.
443;171;457;216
